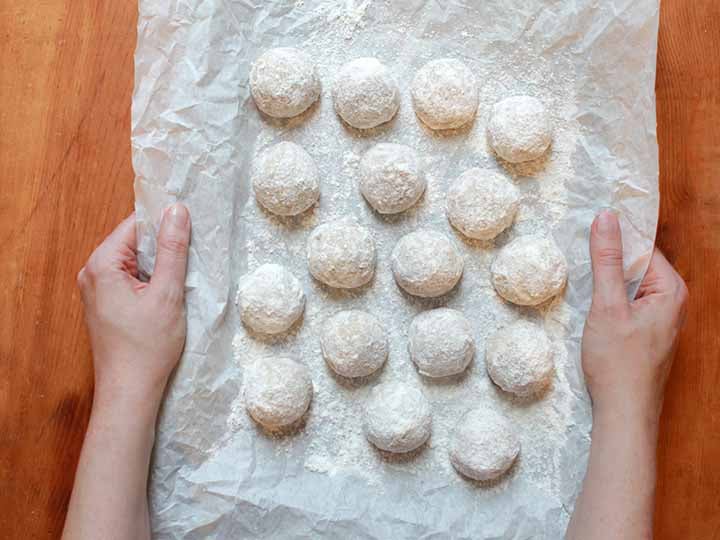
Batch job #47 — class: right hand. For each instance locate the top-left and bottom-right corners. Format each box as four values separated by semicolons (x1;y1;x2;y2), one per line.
581;211;688;421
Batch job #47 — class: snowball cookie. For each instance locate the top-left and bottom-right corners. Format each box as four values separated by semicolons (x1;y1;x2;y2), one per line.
446;168;521;240
244;356;313;430
237;263;305;334
364;382;432;453
411;59;479;130
320;310;388;378
332;57;400;129
408;308;474;378
485;321;554;396
491;235;568;306
307;220;376;288
450;408;520;481
252;142;320;216
391;230;464;298
359;143;426;215
487;96;553;163
249;47;320;118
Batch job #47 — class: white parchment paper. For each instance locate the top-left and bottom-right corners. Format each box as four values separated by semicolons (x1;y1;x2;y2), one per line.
132;1;660;538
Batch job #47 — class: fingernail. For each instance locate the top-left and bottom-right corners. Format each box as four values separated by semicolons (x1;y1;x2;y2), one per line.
168;203;189;228
597;210;617;234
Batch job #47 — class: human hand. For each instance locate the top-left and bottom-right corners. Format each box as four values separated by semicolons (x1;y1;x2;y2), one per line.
77;205;191;408
581;210;688;422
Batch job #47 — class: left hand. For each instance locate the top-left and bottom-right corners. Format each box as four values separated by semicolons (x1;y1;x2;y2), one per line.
77;204;191;406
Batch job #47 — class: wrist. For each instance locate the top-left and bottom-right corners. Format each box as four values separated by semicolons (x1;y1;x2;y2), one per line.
86;387;162;457
92;370;168;427
591;394;661;442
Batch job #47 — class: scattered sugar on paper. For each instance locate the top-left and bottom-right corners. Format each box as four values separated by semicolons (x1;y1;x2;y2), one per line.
225;1;581;499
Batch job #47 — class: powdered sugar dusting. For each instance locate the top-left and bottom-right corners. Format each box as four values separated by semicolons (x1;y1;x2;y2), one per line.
228;0;581;517
488;95;553;164
250;47;321;119
411;58;479;130
332;57;400;129
486;320;555;397
450;408;520;482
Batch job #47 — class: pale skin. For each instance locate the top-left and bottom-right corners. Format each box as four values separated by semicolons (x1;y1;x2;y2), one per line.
62;208;687;540
63;204;191;540
566;210;688;539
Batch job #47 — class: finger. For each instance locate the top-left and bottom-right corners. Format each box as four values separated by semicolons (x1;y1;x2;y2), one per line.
105;212;138;252
151;203;191;299
635;249;678;298
589;210;628;310
107;213;140;277
634;249;689;326
83;213;139;279
90;213;136;259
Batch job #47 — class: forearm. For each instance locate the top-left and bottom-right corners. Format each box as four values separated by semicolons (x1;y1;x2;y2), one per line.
566;401;660;540
62;383;162;540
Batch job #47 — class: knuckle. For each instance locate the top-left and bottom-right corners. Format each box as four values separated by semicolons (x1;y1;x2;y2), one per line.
676;279;689;305
83;258;101;280
84;247;114;278
672;280;689;321
159;236;189;257
154;283;185;308
590;299;628;320
76;268;87;288
594;246;624;267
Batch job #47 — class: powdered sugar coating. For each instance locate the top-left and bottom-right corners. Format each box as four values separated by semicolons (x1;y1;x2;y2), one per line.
332;57;400;129
359;143;425;214
320;310;388;378
409;308;474;378
252;142;320;216
411;59;479;130
491;235;568;306
307;220;377;289
486;321;555;397
237;263;305;334
364;382;432;453
391;230;464;298
250;47;321;119
488;95;553;163
446;168;521;240
450;408;520;481
244;356;313;430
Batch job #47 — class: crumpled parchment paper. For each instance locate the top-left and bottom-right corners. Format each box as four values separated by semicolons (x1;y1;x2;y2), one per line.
132;1;660;538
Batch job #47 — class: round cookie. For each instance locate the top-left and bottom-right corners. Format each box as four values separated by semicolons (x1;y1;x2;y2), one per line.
446;168;520;240
450;408;520;481
237;263;305;334
411;59;479;130
408;308;474;378
307;220;376;289
332;57;400;129
252;141;320;216
320;310;388;378
491;235;568;306
250;47;320;118
487;96;553;163
485;321;554;396
364;382;432;453
244;356;313;430
391;230;464;298
359;143;425;214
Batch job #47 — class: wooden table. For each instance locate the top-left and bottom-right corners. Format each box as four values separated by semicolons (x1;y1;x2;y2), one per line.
1;2;718;538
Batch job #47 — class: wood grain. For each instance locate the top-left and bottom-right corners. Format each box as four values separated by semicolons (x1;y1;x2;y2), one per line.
0;3;137;539
0;1;717;539
655;1;720;538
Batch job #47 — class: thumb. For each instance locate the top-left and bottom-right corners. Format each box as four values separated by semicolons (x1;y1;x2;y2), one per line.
151;203;191;299
589;210;628;311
